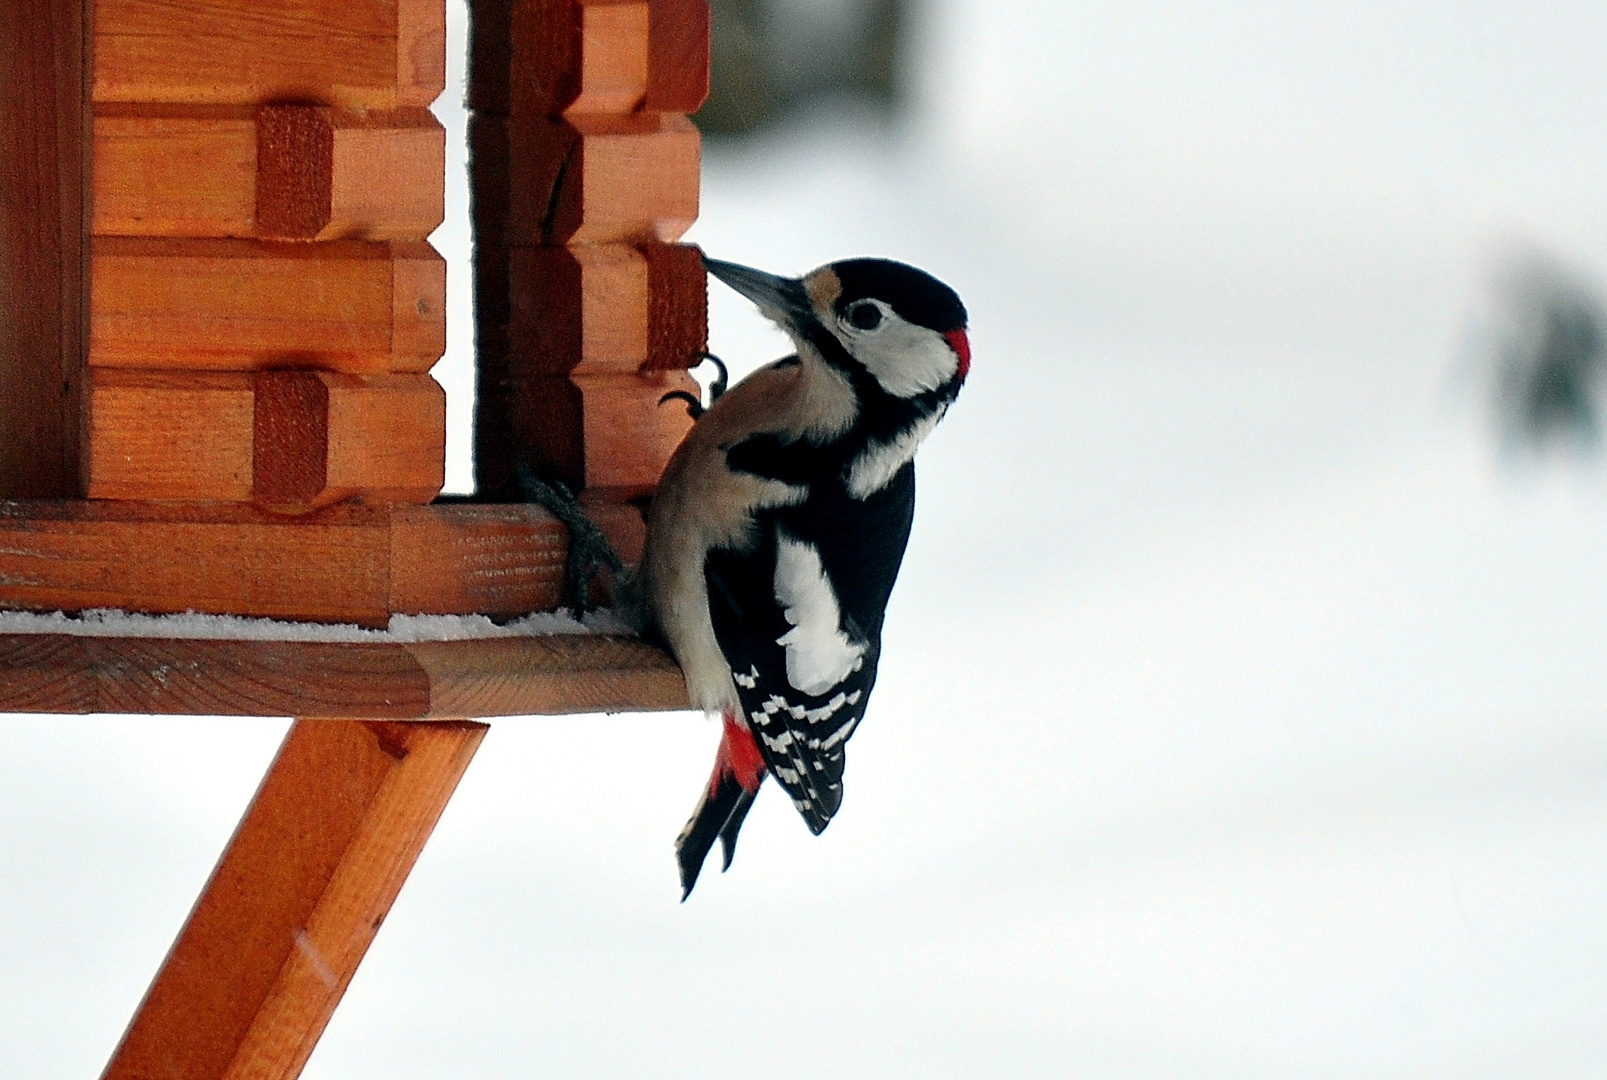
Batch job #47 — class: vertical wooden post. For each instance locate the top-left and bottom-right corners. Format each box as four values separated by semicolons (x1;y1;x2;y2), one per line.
468;0;710;500
0;0;88;497
101;718;488;1080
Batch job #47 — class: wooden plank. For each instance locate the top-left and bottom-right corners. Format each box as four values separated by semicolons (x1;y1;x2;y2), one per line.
509;244;647;374
322;373;446;505
514;370;697;496
89;369;444;507
641;241;708;370
92;105;258;237
0;633;687;717
94;105;444;240
569;2;650;114
469;0;707;116
324;109;445;239
503;242;705;375
389;502;564;615
257;105;445;240
252;370;446;512
101;718;484;1080
94;0;446;110
498;113;699;245
251;370;330;510
0;500;646;623
645;0;710;113
0;0;86;498
407;635;688;716
89;237;446;372
87;369;255;501
0;501;394;625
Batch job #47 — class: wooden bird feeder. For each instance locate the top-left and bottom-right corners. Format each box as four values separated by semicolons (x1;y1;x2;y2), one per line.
0;0;709;1074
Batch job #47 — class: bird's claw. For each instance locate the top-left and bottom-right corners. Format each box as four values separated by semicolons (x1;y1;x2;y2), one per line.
659;352;730;420
514;463;624;614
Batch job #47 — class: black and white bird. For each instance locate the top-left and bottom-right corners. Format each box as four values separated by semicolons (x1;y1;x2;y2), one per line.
643;255;970;898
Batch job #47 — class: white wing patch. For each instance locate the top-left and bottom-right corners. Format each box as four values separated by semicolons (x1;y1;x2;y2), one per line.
773;537;865;696
846;407;945;499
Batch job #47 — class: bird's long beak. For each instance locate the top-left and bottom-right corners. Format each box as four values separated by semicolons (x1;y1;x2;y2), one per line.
703;256;816;333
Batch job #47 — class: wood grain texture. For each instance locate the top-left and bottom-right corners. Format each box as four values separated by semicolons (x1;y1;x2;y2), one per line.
468;0;706;116
388;502;563;615
513;369;697;496
0;501;395;625
491;113;699;245
89;238;446;372
644;0;710;113
0;500;642;623
568;2;649;114
501;241;704;375
87;369;255;501
252;370;446;512
253;104;334;238
93;105;445;240
88;370;443;507
641;241;707;371
251;370;332;508
101;719;485;1080
94;0;446;110
93;105;258;237
0;0;86;498
508;244;647;374
0;634;688;717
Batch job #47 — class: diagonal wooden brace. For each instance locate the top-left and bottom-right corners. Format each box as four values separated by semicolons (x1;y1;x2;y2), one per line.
101;717;488;1080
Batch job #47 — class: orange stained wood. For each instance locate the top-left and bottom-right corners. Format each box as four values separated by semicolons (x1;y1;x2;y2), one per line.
101;719;486;1080
517;369;699;496
470;0;708;117
0;500;649;625
86;369;446;507
567;2;650;114
0;633;688;718
93;0;446;110
644;0;711;112
92;105;445;240
504;242;706;375
252;370;447;512
89;237;446;372
87;369;256;501
493;112;699;245
0;0;86;498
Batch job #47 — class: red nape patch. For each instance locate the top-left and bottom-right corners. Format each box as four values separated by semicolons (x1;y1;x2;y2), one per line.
721;716;768;793
944;329;971;380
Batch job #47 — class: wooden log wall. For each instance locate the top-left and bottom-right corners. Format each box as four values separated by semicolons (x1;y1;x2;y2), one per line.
0;0;88;499
469;0;710;499
86;0;450;513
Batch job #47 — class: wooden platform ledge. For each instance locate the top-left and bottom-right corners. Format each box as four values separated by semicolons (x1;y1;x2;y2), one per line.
0;633;689;718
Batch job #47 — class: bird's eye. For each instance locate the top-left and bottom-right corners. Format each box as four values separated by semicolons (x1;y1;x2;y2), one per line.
846;301;883;331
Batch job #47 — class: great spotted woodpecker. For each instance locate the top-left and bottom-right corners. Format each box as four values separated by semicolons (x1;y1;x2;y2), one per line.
643;256;970;898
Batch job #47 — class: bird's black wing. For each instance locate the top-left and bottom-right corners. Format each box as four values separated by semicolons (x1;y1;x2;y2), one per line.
705;461;917;834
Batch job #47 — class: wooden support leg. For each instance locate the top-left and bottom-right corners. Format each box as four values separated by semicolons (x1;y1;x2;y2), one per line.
102;718;488;1080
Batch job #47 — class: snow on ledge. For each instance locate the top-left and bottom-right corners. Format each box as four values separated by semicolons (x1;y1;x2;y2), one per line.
0;608;636;644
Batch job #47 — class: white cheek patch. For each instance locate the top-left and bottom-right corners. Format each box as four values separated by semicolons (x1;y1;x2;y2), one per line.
846;406;945;499
843;313;959;398
772;536;865;696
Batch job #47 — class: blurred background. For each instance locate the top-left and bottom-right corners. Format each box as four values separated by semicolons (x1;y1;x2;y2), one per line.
6;1;1607;1076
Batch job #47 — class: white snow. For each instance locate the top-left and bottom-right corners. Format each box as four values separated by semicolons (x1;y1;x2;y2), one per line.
0;608;633;643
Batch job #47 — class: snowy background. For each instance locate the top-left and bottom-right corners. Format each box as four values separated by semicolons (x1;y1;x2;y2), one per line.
6;1;1607;1076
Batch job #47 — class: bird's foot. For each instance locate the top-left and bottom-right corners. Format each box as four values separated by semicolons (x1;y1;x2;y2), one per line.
514;463;624;614
659;351;729;420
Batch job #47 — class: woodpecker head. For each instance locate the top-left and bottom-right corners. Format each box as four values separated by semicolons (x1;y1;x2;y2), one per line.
704;255;970;400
